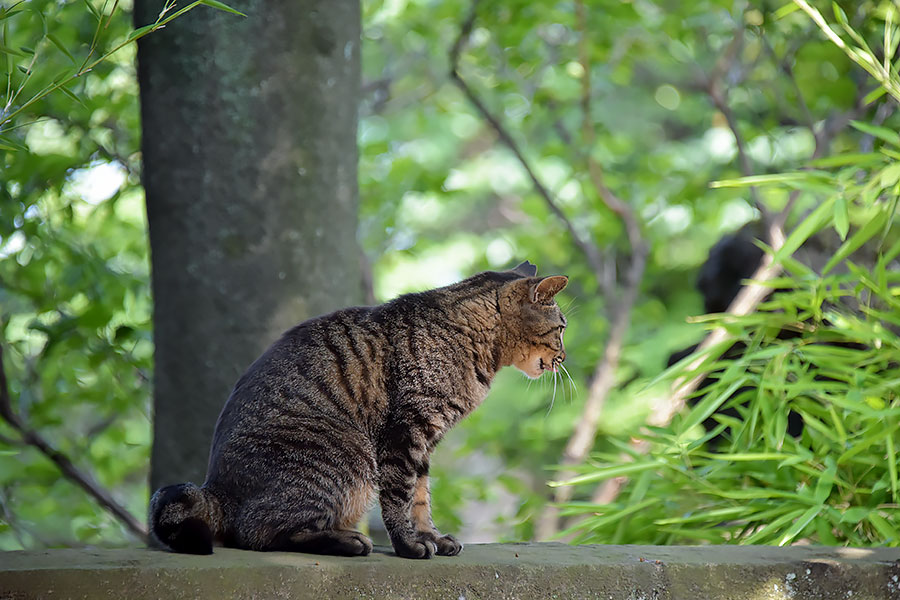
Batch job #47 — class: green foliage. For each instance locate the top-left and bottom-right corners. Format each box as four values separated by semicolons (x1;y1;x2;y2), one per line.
557;2;900;546
1;0;151;549
560;259;900;545
0;0;240;549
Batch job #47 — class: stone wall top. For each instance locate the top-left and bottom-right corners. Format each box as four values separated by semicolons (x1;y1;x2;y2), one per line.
2;543;899;599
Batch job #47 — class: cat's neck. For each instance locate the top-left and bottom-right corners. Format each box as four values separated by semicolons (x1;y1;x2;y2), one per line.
442;288;509;380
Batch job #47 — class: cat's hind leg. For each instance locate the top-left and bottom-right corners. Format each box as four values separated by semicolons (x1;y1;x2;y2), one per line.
274;529;373;556
231;500;374;556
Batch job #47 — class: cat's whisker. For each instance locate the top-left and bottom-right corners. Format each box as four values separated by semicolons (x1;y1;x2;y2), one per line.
559;363;577;403
546;369;558;416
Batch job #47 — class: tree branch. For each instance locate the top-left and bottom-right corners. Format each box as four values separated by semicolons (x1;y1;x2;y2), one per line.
0;344;148;542
449;1;607;282
702;25;769;220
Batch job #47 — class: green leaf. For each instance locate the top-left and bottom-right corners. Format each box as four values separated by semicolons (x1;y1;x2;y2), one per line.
814;458;837;504
743;507;806;544
47;33;76;64
823;209;887;274
863;86;888;105
0;8;24;23
548;460;663;487
840;507;870;524
710;172;832;189
850;120;900;147
82;0;102;21
880;163;900;188
126;24;157;42
833;196;849;240
832;1;849;26
0;134;27;151
199;0;248;17
777;505;821;546
867;512;898;542
774;3;800;19
59;85;86;108
0;42;25;56
695;451;793;462
886;418;898;503
807;153;883;168
678;377;749;437
774;196;836;264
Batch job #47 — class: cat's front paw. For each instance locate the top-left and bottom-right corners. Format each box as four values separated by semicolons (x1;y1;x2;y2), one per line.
391;533;437;559
433;533;462;556
414;530;463;556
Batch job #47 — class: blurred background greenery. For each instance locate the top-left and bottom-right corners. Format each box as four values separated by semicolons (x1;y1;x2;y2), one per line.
1;0;898;549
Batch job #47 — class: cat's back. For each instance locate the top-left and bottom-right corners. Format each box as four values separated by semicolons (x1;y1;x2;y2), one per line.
209;306;391;441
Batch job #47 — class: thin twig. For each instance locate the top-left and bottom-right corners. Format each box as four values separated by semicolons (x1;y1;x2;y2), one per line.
449;1;607;281
703;24;768;220
0;344;148;541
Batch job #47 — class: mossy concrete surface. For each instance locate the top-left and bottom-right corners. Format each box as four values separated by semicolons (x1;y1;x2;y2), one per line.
2;543;899;600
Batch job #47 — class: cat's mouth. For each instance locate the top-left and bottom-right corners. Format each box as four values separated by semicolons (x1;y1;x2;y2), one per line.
539;357;562;374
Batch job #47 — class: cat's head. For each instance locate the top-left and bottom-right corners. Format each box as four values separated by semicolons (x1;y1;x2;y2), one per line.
498;262;569;379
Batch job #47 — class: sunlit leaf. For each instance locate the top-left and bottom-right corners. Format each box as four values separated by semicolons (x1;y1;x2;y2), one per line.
850;120;900;147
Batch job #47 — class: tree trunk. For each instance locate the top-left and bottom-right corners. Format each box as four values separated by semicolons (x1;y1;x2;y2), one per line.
135;0;362;492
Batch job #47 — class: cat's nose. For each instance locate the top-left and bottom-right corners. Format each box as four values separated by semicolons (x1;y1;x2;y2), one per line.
558;350;566;363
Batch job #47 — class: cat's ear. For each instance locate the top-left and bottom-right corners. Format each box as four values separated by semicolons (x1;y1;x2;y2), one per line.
511;260;538;277
531;275;568;304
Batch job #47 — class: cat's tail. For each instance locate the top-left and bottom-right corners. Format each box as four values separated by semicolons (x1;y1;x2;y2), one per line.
149;482;222;554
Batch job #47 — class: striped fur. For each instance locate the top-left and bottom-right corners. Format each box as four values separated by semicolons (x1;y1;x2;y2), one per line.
149;262;568;559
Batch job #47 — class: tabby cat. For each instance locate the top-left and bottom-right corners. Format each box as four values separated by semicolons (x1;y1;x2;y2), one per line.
149;261;568;559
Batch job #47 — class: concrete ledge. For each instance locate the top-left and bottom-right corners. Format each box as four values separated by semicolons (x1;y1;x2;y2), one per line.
2;543;899;599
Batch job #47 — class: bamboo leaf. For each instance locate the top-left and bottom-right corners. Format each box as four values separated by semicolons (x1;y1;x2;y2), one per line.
710;171;833;189
199;0;247;17
743;507;806;544
774;196;836;264
82;0;102;21
47;33;76;64
59;85;86;108
886;418;898;503
840;507;870;524
127;24;158;42
548;460;663;487
832;1;848;26
867;513;898;543
833;196;849;240
774;3;800;19
807;153;883;168
678;377;749;437
0;8;23;23
850;120;900;147
0;42;25;56
0;134;27;151
814;458;837;504
777;505;821;546
863;86;888;104
822;209;888;274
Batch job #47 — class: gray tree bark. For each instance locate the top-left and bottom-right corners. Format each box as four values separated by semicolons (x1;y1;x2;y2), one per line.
135;0;362;492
